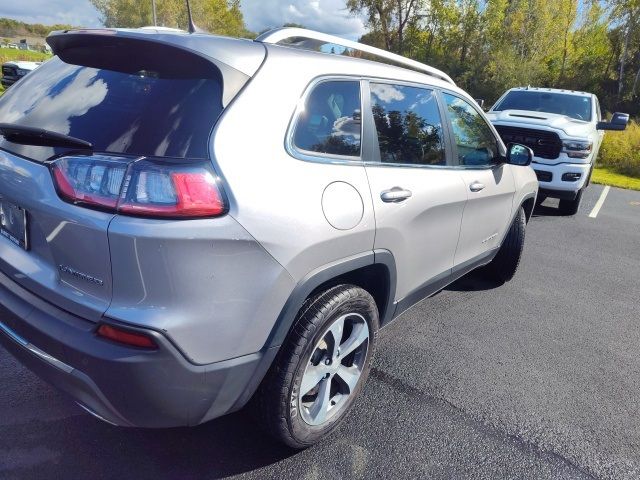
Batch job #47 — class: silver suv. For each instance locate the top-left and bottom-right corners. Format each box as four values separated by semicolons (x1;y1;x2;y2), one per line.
0;27;537;448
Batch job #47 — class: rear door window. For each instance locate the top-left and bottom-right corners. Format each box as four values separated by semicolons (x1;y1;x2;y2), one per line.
0;57;223;162
293;80;362;157
370;83;446;166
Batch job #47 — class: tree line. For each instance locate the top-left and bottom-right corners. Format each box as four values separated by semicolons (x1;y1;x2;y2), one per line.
91;0;639;116
0;18;74;40
348;0;640;117
7;0;638;117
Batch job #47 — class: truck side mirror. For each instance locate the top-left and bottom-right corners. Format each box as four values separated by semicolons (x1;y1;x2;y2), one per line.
597;112;629;131
506;143;533;166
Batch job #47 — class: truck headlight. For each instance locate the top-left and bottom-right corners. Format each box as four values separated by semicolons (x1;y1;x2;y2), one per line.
16;69;29;76
562;140;592;159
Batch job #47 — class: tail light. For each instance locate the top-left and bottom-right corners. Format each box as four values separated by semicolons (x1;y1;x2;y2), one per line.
51;155;226;218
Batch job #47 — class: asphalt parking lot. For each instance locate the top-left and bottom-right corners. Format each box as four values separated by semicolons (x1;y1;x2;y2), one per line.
1;184;639;480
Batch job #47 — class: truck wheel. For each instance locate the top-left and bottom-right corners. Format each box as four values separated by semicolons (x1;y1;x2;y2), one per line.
484;207;526;283
255;284;379;449
559;189;583;216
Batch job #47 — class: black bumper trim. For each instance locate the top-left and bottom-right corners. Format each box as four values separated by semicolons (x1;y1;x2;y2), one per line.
538;188;579;200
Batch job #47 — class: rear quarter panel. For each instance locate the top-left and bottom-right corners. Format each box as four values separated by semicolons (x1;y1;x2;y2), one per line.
106;215;295;364
212;47;379;282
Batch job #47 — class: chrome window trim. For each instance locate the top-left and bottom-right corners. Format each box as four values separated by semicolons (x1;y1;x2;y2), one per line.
285;75;365;166
285;75;500;171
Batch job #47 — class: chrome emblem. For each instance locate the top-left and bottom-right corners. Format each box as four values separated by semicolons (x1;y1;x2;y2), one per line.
58;264;104;286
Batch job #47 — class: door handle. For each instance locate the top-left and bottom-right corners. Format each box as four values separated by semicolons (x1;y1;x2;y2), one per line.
469;182;485;192
380;187;412;203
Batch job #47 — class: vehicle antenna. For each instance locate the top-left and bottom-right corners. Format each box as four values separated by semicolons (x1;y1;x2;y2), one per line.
185;0;204;34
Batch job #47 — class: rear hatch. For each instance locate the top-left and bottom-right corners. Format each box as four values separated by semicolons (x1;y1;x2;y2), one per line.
0;30;263;321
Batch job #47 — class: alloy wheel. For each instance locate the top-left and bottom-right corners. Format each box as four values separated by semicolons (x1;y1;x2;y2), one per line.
298;313;370;426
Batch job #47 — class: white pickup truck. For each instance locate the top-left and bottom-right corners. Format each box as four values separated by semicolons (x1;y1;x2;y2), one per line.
1;60;41;88
487;87;629;214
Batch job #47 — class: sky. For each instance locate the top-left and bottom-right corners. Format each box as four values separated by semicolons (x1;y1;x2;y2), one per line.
2;0;366;39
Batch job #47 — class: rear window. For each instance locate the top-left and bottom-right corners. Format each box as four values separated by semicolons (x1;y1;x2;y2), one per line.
493;90;592;121
0;56;223;162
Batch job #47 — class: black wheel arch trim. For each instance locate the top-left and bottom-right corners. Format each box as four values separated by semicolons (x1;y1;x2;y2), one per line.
231;250;397;412
265;249;397;351
519;191;537;222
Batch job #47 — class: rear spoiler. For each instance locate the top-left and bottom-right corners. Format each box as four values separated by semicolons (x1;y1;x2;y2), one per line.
47;29;265;106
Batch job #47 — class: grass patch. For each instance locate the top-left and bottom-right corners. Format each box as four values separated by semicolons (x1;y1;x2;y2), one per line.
597;120;640;177
592;167;640;191
0;47;50;65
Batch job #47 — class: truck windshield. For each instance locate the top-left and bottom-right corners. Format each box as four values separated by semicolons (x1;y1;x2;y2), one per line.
493;91;592;121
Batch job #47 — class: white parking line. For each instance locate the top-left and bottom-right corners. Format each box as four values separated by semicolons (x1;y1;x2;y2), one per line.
588;186;610;218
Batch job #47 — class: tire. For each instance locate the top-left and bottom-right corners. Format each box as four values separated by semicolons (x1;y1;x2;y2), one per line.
484;207;526;283
559;189;583;216
254;284;379;449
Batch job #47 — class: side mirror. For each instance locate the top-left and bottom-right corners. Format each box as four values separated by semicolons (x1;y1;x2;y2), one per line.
506;143;533;166
597;112;629;131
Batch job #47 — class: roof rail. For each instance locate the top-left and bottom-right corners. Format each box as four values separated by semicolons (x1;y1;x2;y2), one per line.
256;27;455;86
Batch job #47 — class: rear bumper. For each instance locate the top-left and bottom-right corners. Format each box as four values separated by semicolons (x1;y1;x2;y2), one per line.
532;161;591;197
0;270;276;428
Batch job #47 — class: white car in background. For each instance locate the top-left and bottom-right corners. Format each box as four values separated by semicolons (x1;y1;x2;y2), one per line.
487;87;628;214
1;60;42;88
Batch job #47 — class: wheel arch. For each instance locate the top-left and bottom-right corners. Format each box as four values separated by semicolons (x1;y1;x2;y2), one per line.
521;195;535;222
265;250;397;351
229;250;396;412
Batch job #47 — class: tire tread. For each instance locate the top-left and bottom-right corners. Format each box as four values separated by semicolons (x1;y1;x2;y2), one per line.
253;284;378;448
485;207;526;282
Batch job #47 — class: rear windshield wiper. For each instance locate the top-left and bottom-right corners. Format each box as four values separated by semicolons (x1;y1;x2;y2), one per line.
0;123;93;150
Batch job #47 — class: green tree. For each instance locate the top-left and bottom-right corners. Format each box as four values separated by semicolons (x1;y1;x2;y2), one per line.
89;0;250;37
608;0;640;100
347;0;422;54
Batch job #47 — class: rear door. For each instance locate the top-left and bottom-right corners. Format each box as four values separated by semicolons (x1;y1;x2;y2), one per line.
440;92;516;265
363;81;467;303
0;40;235;321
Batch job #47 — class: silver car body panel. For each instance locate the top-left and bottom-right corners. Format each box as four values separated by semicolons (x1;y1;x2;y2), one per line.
106;214;295;364
0;28;538;426
0;149;114;321
212;46;387;282
454;166;517;265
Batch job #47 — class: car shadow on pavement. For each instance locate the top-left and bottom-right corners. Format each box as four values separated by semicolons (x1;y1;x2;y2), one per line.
444;270;504;293
532;198;568;218
1;407;296;480
532;204;565;217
